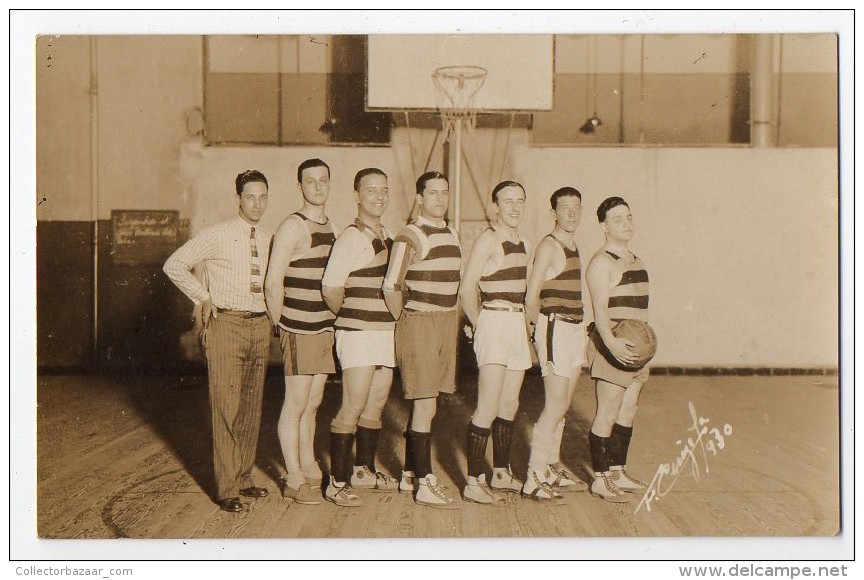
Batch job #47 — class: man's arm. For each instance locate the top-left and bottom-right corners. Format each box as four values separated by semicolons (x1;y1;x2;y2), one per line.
459;230;496;328
526;237;557;326
264;217;304;327
585;254;636;366
321;228;364;316
382;228;422;319
163;229;217;323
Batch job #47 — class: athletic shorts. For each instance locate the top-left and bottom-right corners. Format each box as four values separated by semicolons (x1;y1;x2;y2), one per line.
472;308;532;371
396;309;458;399
586;326;649;388
534;313;587;380
279;328;336;376
335;329;395;370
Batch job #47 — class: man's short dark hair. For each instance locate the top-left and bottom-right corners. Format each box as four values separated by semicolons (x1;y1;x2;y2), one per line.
354;167;387;192
235;170;268;196
491;180;525;204
550;187;582;210
297;158;330;184
416;171;448;195
597;196;629;222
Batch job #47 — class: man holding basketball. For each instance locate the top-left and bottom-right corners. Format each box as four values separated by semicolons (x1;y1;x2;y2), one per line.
585;196;651;502
523;187;590;501
460;181;533;505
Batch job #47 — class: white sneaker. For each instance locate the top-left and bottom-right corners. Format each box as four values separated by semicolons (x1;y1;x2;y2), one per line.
351;465;399;492
463;474;506;506
490;466;523;493
590;472;631;503
416;474;460;509
610;467;648;492
547;464;588;493
399;470;417;493
522;469;563;503
325;478;363;507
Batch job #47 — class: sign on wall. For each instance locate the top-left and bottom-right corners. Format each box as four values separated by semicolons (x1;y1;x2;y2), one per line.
111;210;179;266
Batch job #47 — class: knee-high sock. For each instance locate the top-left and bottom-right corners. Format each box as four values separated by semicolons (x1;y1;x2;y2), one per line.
528;424;555;473
403;430;416;474
411;431;433;478
329;432;355;484
588;430;610;474
491;417;515;469
354;426;380;471
550;419;565;465
466;422;491;478
608;423;633;468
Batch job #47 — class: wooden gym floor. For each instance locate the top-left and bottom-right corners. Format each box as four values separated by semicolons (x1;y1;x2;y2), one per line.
35;369;840;540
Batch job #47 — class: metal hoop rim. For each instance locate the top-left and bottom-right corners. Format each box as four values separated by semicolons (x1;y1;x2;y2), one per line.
433;65;488;81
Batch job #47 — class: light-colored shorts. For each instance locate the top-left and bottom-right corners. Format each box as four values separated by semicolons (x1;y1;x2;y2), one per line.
396;309;458;399
472;308;532;371
279;328;336;376
587;326;649;388
335;329;395;370
534;313;587;379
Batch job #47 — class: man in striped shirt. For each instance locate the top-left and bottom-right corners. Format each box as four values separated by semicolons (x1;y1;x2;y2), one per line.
523;187;590;501
321;168;399;506
585;196;650;503
163;170;272;513
383;171;461;509
264;158;337;505
459;180;533;505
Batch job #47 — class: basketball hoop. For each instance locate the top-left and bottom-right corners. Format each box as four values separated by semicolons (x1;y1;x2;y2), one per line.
433;65;487;137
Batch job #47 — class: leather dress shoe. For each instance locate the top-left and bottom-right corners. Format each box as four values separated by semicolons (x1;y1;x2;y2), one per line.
239;486;269;498
218;497;244;512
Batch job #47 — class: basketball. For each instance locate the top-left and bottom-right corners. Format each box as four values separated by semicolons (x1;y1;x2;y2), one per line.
611;319;657;371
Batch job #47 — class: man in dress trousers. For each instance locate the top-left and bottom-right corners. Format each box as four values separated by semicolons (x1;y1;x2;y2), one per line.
164;169;273;512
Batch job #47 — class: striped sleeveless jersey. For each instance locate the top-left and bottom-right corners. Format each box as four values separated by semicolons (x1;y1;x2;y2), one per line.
401;222;461;312
334;222;396;331
539;235;584;321
479;230;528;306
606;250;649;322
279;213;337;334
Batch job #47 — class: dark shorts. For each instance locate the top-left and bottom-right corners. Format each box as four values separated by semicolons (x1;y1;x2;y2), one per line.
395;309;459;399
587;325;649;388
279;328;336;376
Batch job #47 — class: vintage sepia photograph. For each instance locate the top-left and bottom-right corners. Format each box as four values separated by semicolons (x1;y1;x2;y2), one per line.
11;9;853;564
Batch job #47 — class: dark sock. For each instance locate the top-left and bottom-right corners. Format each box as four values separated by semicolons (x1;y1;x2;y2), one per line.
608;423;633;467
329;432;355;484
411;431;433;478
403;431;416;474
466;422;491;478
588;430;610;473
355;426;380;472
491;417;514;469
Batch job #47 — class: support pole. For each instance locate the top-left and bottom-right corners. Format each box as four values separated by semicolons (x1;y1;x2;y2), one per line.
453;119;463;232
751;34;775;148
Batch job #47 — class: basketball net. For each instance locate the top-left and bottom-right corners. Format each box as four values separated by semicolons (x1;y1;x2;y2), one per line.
433;65;487;139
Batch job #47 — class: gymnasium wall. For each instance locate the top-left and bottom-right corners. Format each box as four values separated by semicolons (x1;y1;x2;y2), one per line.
35;34;838;371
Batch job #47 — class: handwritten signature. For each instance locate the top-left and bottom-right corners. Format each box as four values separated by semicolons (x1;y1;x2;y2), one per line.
634;401;733;514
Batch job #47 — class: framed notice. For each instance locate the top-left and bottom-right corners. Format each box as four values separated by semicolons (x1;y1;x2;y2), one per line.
111;210;179;266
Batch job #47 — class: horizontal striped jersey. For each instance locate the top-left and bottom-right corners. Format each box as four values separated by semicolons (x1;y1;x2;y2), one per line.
479;228;528;306
328;220;395;332
278;212;337;334
539;235;584;321
163;216;271;312
384;216;461;312
606;250;649;322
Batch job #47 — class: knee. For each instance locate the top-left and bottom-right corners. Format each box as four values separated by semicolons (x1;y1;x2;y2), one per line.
412;398;437;429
